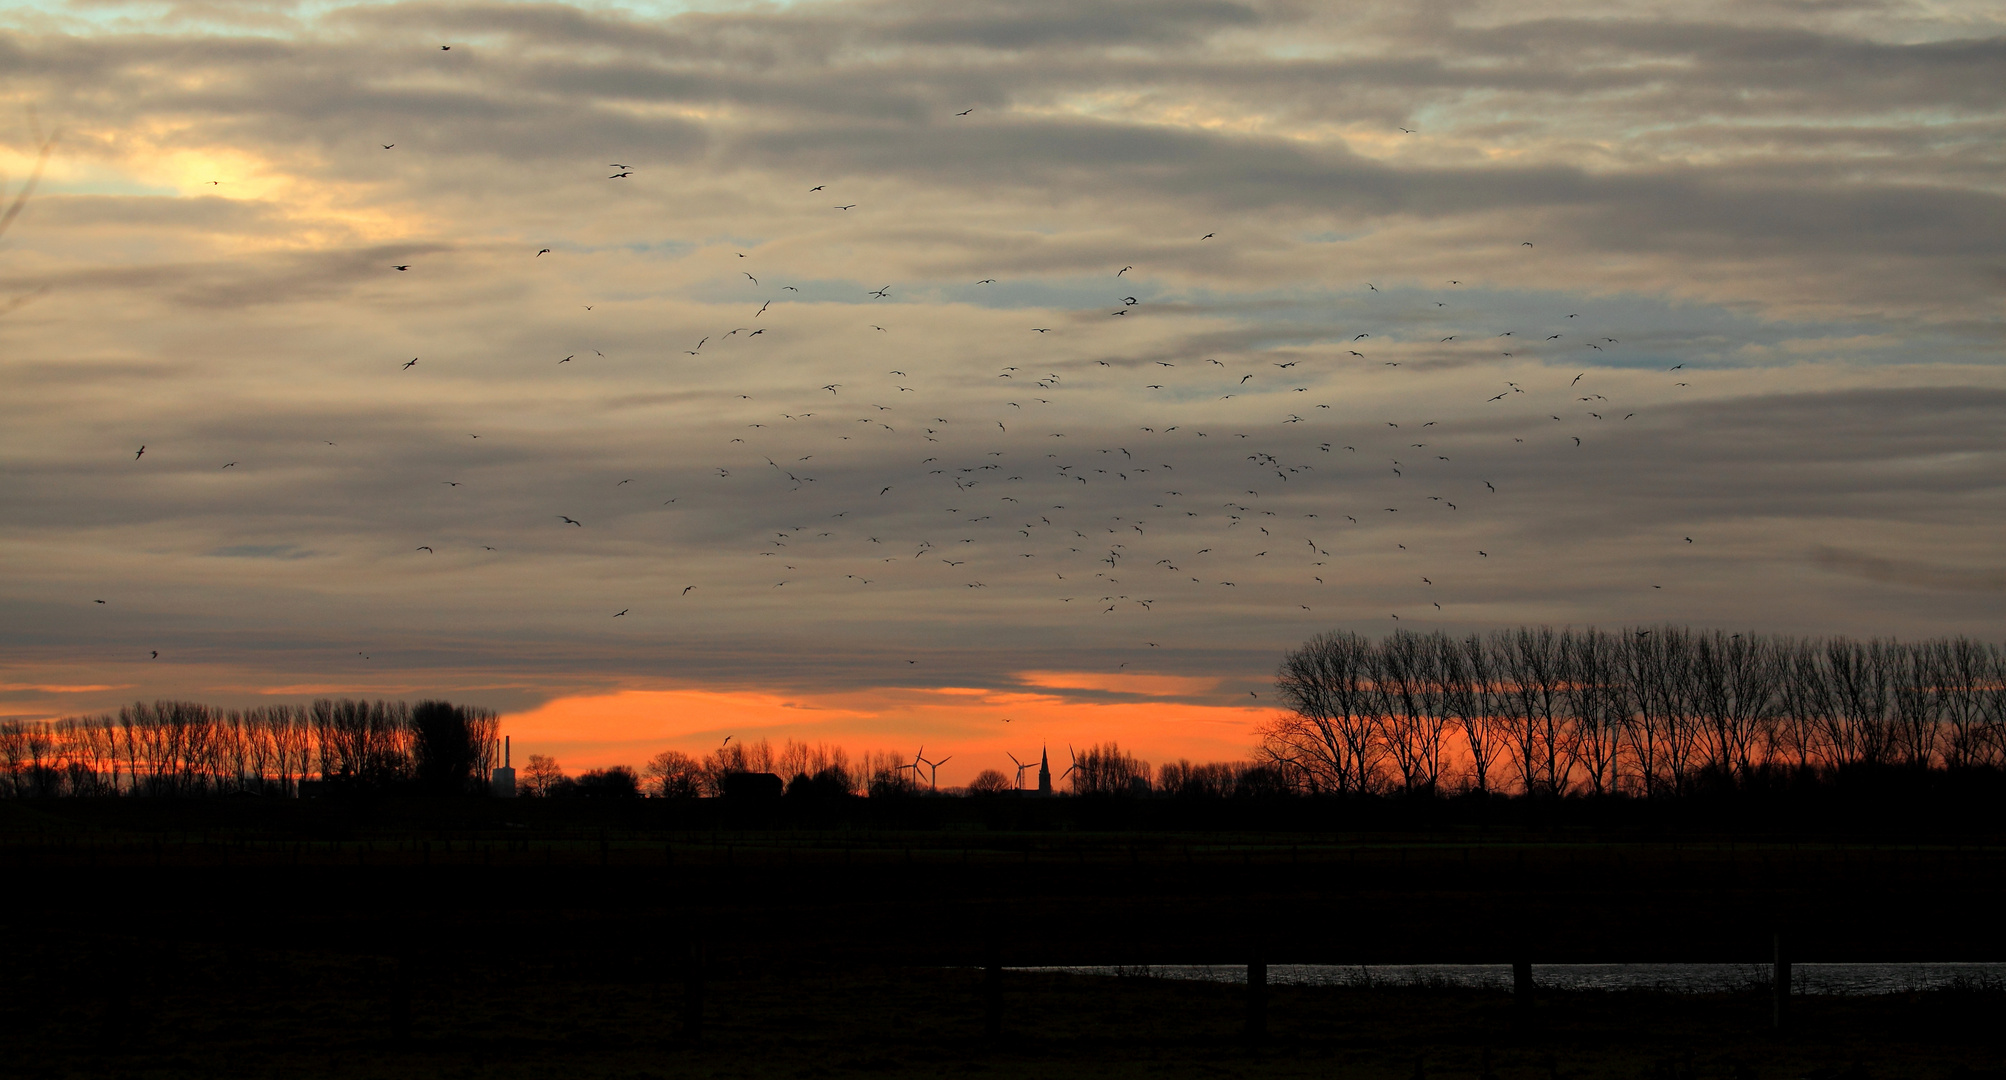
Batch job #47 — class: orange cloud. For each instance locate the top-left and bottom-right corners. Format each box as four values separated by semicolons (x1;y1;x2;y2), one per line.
1014;669;1222;697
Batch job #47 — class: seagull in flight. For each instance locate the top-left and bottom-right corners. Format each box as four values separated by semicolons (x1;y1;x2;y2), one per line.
416;546;433;552
835;204;857;210
559;516;583;526
614;609;629;617
134;445;146;459
956;108;974;116
381;144;395;149
402;358;418;370
744;272;758;285
392;265;410;271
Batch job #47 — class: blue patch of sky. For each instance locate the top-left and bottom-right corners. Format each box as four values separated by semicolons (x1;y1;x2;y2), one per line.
591;252;1977;373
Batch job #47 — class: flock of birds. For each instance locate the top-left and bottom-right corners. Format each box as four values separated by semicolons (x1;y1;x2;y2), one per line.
109;60;1712;668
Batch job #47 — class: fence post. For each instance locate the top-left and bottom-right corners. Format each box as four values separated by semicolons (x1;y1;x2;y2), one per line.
1772;932;1789;1031
983;955;1002;1040
1245;958;1268;1042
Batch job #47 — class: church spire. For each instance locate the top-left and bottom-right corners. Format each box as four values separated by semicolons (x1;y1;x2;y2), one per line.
1037;744;1052;796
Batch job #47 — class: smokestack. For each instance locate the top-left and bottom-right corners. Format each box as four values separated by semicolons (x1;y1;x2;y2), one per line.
492;734;516;798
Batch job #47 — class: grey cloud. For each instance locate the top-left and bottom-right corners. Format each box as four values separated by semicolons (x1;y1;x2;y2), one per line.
1810;546;2006;593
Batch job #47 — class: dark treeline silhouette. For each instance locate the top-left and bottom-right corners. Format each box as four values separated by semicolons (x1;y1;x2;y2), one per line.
0;699;499;797
1264;626;2006;797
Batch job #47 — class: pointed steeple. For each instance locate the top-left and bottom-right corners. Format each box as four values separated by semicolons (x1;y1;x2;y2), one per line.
1037;744;1052;796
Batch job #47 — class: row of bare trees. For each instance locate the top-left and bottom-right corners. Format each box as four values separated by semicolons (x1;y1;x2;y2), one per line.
0;700;500;797
1264;628;2006;797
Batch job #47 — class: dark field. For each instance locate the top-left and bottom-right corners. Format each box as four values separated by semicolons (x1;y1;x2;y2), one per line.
4;797;2004;1078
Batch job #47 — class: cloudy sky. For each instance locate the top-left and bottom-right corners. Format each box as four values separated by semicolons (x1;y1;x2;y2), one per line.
3;0;2002;781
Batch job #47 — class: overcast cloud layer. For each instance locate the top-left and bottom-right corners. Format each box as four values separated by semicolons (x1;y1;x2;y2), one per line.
2;0;2002;767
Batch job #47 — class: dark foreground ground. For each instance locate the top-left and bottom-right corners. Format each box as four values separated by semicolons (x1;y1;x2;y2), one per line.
3;796;2003;1077
7;958;2004;1079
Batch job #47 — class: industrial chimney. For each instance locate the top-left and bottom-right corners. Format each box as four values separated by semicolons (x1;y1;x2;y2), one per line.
492;735;517;798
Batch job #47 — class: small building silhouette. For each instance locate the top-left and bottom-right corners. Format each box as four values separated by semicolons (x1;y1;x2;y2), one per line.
1037;746;1052;796
721;771;783;799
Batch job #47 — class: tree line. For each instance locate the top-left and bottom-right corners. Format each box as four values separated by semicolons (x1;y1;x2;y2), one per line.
0;699;500;797
1263;627;2006;797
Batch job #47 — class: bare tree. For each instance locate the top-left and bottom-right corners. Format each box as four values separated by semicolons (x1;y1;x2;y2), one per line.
1772;637;1834;774
1495;627;1573;796
1561;628;1626;796
1825;639;1896;767
1439;633;1507;794
521;754;564;797
1934;638;2001;769
1069;742;1151;795
966;769;1013;795
1889;642;1943;769
643;750;705;798
1689;631;1779;784
1265;631;1384;793
1373;631;1449;794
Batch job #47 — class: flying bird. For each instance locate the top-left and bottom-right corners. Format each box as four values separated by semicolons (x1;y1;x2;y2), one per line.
402;358;418;369
559;516;582;526
134;446;146;459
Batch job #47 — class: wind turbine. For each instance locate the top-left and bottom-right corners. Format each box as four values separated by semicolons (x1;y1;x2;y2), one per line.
1060;745;1082;791
1007;752;1038;791
895;746;923;791
927;755;951;790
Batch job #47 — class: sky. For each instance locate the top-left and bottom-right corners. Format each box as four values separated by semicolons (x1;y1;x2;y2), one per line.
2;0;2002;784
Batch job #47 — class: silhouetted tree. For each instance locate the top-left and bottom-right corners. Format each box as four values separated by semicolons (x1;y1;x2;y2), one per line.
786;767;857;798
644;750;705;798
1069;742;1150;796
965;768;1013;795
556;766;640;798
1266;630;1384;792
521;754;564;797
409;701;477;794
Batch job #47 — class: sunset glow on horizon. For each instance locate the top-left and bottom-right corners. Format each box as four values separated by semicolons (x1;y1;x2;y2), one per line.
502;674;1273;784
